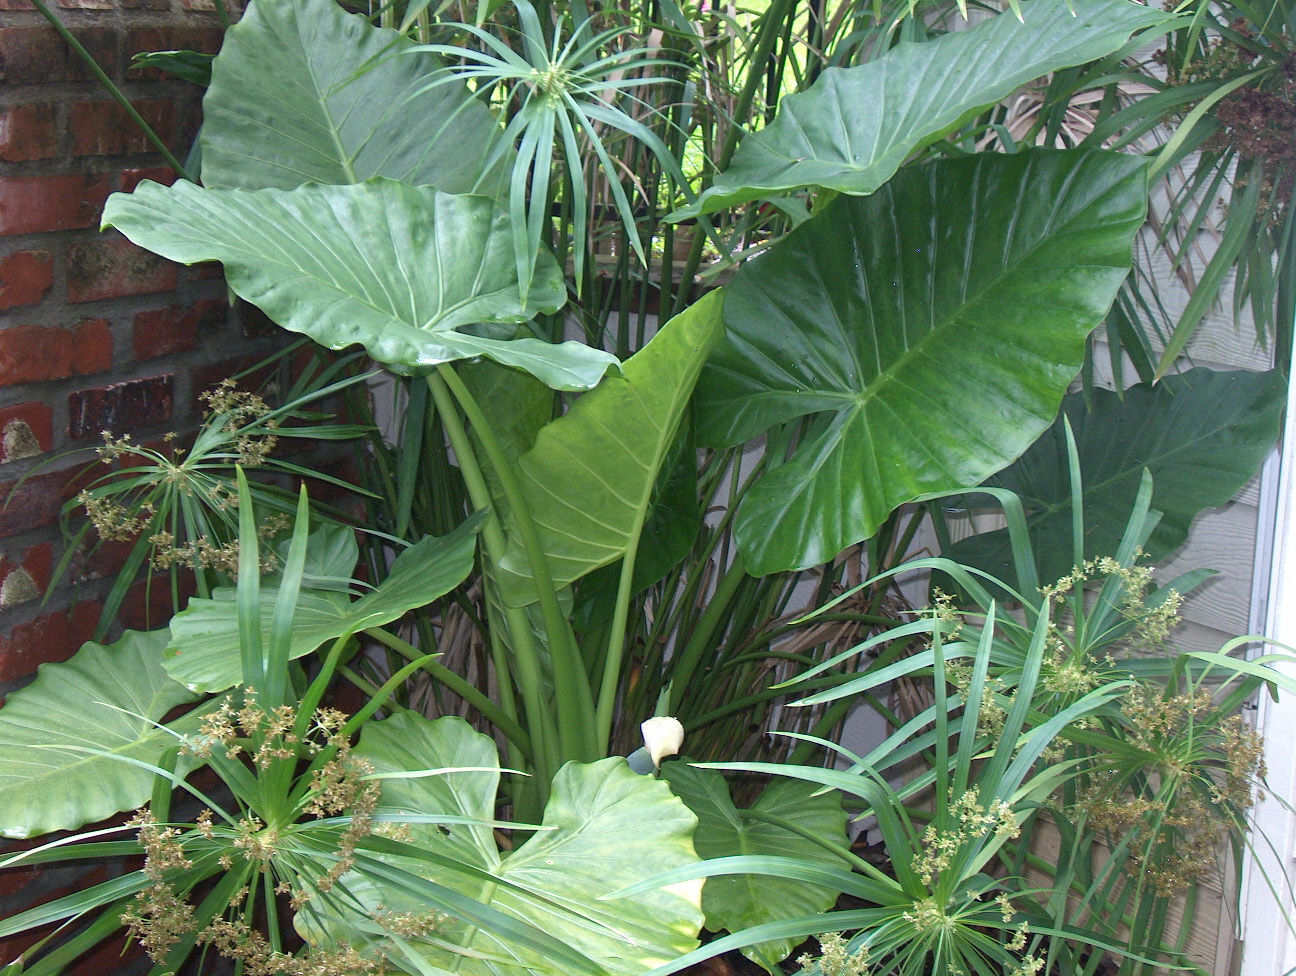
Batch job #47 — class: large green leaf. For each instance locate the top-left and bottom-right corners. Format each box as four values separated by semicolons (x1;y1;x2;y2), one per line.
345;714;704;976
0;630;203;838
165;517;482;693
496;291;724;603
694;150;1147;575
670;0;1166;219
949;367;1286;589
102;180;616;391
662;762;847;970
201;0;508;193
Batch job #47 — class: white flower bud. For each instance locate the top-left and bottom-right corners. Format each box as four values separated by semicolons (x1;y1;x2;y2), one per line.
640;716;684;768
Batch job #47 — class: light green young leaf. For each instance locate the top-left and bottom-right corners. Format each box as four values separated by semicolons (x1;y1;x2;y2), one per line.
341;714;705;976
165;516;482;693
661;763;847;970
950;367;1286;588
0;630;203;838
695;150;1147;575
202;0;509;193
671;0;1167;219
102;180;615;391
496;291;724;603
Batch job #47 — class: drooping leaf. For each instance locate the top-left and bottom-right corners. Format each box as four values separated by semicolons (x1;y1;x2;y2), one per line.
949;367;1286;588
662;762;847;970
344;714;705;976
694;150;1147;575
670;0;1167;219
102;180;616;391
496;291;724;603
201;0;508;193
165;516;482;693
0;630;204;838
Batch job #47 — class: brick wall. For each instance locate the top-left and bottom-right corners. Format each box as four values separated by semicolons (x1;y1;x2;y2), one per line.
0;3;277;967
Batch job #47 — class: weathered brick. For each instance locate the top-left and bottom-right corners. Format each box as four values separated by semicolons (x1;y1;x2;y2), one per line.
0;104;58;162
0;541;52;608
68;374;174;439
66;237;177;303
193;260;224;281
119;571;194;632
0;174;115;236
0;250;53;310
120;166;179;194
190;355;271;408
69;99;175;157
126;26;224;76
55;0;115;8
0;467;80;538
0;402;53;462
0;27;119;85
133;297;226;360
0;319;113;387
119;0;174;9
0;0;37;10
0;599;102;680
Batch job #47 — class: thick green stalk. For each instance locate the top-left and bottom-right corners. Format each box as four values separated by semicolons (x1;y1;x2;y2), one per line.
436;365;597;764
667;554;748;714
594;533;641;752
425;372;560;787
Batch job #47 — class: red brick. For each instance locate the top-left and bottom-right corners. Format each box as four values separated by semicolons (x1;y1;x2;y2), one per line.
68;374;174;440
0;465;85;539
0;402;53;462
0;174;115;236
126;26;224;68
120;0;174;9
55;0;114;8
0;319;113;387
0;542;53;608
133;297;225;360
0;250;52;310
0;0;37;9
0;27;119;85
190;355;272;409
66;237;178;303
120;166;178;194
69;100;175;157
0;104;58;162
193;260;224;281
0;600;101;680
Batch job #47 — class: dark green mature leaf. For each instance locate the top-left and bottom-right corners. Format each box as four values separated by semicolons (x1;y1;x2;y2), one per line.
102;180;615;390
201;0;508;192
950;368;1286;588
695;150;1147;575
346;714;705;976
165;516;482;693
662;763;847;970
670;0;1167;220
0;630;202;838
497;291;724;602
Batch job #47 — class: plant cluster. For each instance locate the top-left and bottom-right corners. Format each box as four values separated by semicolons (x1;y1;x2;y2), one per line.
2;0;1295;974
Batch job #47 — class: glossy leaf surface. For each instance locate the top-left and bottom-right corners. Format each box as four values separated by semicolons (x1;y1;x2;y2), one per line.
671;0;1165;219
497;291;724;602
102;180;614;390
0;630;203;838
695;150;1148;575
350;714;705;976
662;762;848;969
202;0;507;192
950;367;1286;587
165;517;481;692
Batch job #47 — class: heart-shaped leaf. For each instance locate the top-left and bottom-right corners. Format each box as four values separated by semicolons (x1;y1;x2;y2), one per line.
671;0;1166;219
201;0;508;193
102;179;617;391
344;714;705;976
694;150;1148;575
165;516;482;693
949;367;1286;588
497;291;724;602
662;762;847;970
0;630;204;838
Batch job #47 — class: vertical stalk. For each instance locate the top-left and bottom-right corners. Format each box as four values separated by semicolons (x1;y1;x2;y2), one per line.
425;373;560;791
594;534;641;752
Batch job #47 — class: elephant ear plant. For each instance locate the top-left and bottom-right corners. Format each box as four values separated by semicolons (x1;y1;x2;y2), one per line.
0;0;1182;970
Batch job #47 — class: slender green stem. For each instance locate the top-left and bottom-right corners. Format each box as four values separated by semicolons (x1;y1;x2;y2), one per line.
667;555;748;713
425;372;559;786
595;533;641;752
436;365;596;764
364;626;532;755
31;0;193;179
